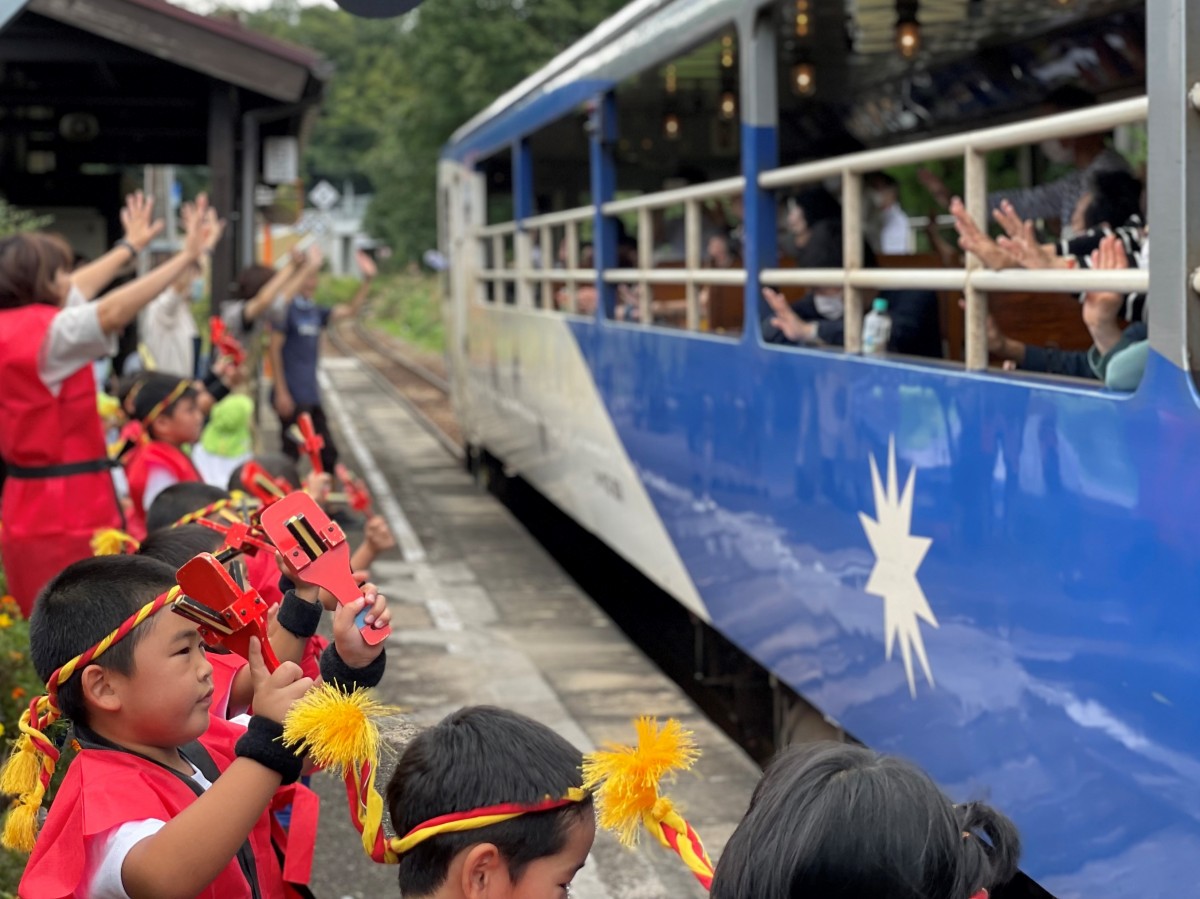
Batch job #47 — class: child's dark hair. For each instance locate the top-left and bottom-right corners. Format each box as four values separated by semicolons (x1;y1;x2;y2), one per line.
228;452;300;493
28;556;178;726
133;371;197;424
139;523;224;569
709;742;1021;899
385;706;592;896
146;483;231;533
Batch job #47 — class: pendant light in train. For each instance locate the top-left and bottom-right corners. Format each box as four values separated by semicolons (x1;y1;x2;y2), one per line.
794;0;811;38
791;61;816;97
895;0;922;59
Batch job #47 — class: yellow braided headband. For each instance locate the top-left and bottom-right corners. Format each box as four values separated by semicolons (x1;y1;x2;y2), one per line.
142;378;192;428
389;787;590;858
0;586;181;852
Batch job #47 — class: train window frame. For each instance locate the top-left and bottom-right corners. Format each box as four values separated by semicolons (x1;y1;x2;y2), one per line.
597;22;746;339
756;0;1152;393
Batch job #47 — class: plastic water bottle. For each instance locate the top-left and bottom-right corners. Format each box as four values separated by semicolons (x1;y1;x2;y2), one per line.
863;297;892;356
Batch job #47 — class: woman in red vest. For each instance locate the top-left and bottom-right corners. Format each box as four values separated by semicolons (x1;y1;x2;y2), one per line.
0;194;221;614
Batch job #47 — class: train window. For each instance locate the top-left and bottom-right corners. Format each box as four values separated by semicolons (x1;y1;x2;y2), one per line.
758;0;1147;383
604;29;744;336
475;147;515;306
523;107;596;315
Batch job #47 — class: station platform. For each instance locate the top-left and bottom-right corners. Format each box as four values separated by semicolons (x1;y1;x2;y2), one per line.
305;355;763;898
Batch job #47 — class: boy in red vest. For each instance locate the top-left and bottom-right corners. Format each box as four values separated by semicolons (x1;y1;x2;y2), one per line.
123;371;205;538
8;553;391;898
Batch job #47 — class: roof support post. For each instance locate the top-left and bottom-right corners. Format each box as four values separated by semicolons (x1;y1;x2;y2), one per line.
208;82;237;318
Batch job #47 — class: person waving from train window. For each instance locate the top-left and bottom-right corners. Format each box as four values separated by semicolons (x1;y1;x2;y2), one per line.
0;193;222;615
920;85;1130;237
762;239;942;359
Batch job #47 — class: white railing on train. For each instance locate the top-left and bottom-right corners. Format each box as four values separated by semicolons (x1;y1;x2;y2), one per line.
472;96;1148;370
760;96;1148;368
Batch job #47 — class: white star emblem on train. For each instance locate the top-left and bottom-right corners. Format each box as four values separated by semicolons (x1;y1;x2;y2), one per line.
858;437;938;698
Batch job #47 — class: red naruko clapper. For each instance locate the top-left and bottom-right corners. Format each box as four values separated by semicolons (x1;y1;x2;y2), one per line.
174;552;280;671
259;491;391;646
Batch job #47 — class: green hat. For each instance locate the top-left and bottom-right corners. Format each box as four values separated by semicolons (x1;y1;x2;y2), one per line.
200;394;254;459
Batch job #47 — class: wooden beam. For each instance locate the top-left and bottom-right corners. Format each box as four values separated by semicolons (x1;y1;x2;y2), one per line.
208;82;236;318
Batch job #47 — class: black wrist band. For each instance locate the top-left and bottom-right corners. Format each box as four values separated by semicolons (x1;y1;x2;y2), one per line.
320;643;386;691
277;590;323;639
115;238;138;258
278;573;296;595
234;716;303;784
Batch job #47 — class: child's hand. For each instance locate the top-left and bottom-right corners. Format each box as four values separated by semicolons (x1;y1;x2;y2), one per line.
248;637;312;724
364;516;395;552
303;471;332;507
333;585;391;668
277;551;321;603
318;569;369;611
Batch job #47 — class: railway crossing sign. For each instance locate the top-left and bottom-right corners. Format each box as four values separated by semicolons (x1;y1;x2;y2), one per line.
308;180;341;212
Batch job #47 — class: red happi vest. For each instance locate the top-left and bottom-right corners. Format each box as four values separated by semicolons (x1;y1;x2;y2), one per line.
18;716;317;899
124;440;201;538
0;304;122;614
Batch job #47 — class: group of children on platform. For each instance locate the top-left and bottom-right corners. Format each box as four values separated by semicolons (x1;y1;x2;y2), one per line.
1;193;1022;899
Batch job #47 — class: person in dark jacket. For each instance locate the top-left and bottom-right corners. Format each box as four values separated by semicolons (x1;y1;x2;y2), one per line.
762;223;942;358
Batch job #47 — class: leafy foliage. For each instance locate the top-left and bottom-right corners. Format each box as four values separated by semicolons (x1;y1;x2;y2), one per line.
366;272;444;353
0;589;50;896
0;200;52;238
236;0;627;264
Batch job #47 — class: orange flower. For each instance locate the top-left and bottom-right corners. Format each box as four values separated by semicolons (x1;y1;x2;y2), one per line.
11;686;26;700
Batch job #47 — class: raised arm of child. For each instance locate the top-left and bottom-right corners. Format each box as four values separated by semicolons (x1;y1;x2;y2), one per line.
242;250;302;326
119;641;311;899
349;516;396;572
329;249;376;323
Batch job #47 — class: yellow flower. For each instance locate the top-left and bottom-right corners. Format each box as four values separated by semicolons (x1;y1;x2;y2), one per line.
0;613;12;629
9;651;23;662
0;723;5;738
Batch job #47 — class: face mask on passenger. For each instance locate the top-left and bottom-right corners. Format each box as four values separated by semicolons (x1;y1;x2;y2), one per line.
814;292;845;320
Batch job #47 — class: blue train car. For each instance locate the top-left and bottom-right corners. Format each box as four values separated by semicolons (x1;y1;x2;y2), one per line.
439;1;1198;894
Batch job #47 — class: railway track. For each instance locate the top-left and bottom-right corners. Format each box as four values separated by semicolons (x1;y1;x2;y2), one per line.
328;318;464;459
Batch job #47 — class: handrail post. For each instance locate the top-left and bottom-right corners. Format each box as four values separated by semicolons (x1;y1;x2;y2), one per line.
740;5;780;338
964;148;988;370
565;220;580;314
515;229;533;308
685;199;702;331
1147;0;1197;370
539;225;552;308
588;91;619;319
842;169;864;353
491;235;504;304
637;206;653;324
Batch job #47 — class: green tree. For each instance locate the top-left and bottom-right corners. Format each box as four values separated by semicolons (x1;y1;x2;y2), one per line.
363;0;628;263
236;0;411;190
234;0;624;264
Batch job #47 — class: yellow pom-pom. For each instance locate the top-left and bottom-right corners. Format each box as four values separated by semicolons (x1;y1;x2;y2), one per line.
2;792;43;853
281;683;398;776
0;734;42;798
91;529;139;557
582;717;699;848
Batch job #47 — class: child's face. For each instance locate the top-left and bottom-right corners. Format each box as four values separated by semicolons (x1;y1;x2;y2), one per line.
106;611;215;748
157;396;205;446
499;815;595;899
